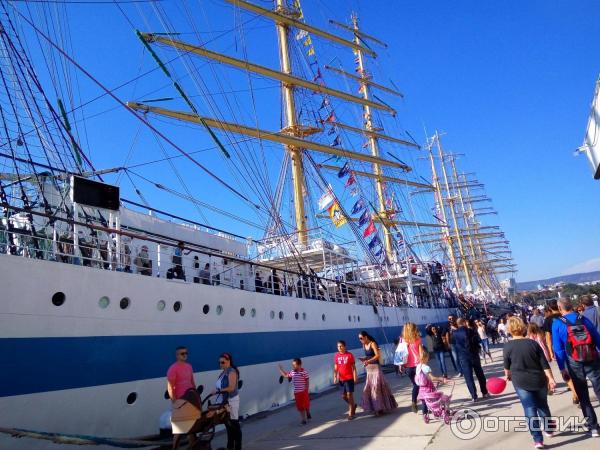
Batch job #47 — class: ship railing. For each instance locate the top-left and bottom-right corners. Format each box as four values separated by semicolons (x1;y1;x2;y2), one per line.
0;223;450;310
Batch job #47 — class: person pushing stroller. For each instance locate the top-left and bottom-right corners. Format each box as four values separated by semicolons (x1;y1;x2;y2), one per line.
415;347;453;424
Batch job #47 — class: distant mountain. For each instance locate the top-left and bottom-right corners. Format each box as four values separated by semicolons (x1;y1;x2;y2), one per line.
517;271;600;291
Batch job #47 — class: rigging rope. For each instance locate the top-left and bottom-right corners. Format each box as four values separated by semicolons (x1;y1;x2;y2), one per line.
6;3;262;210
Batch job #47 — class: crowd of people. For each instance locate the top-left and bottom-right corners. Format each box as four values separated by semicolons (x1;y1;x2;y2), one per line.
163;294;600;450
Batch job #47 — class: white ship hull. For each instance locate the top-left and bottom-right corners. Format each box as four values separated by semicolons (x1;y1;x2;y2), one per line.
0;253;450;445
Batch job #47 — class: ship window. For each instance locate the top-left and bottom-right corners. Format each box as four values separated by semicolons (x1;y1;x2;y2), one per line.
51;291;65;307
126;392;137;405
270;310;275;319
216;305;223;315
240;307;246;317
157;300;166;311
302;312;307;320
358;316;361;322
251;308;256;317
322;314;326;321
348;315;351;322
203;304;209;314
98;296;110;309
279;311;284;320
164;390;170;400
119;297;130;310
295;312;299;320
173;301;182;312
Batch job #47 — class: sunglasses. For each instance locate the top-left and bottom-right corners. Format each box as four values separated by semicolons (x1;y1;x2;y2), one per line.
219;360;227;365
179;352;188;356
358;337;364;340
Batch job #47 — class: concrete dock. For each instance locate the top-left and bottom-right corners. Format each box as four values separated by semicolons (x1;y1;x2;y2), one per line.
2;346;598;450
213;346;599;450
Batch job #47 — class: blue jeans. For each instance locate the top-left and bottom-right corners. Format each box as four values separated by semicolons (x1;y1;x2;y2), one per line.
480;338;490;354
434;350;448;376
405;366;420;404
459;355;487;399
450;345;462;374
567;357;600;429
514;386;551;443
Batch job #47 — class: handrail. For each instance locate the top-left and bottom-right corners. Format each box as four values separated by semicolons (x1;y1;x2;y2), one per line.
0;207;454;309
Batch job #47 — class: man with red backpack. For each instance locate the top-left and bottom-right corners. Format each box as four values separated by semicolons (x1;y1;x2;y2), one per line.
552;298;600;438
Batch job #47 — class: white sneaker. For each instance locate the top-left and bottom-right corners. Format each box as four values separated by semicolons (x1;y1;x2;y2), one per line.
590;428;600;438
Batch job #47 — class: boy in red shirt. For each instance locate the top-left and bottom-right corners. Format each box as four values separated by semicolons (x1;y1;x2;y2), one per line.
278;358;311;424
333;340;358;419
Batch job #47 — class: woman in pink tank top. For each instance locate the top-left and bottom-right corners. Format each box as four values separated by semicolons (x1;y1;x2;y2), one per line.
398;322;422;413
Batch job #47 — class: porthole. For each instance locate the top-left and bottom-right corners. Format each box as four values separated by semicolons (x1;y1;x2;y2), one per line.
164;390;170;400
203;304;210;314
295;312;299;320
270;310;275;319
358;316;361;322
126;392;137;405
173;301;182;312
98;296;110;309
302;312;307;320
119;297;130;310
251;308;256;317
322;313;326;321
216;305;223;315
278;311;284;320
51;291;65;307
157;300;166;311
348;315;351;322
240;307;246;317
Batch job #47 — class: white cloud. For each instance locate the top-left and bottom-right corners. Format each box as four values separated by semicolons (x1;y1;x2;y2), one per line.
562;257;600;275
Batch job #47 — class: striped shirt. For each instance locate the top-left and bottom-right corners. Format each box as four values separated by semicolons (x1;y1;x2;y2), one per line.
286;368;309;393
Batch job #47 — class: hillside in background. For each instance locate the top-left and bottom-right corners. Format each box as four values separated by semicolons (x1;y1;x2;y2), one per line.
517;270;600;291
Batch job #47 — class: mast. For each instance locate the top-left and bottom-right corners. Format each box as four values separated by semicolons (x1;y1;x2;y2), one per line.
449;155;482;291
427;135;461;289
275;0;308;247
435;133;472;291
351;13;393;259
461;173;502;292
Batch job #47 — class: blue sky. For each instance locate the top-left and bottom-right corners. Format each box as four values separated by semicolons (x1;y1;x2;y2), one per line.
12;0;600;282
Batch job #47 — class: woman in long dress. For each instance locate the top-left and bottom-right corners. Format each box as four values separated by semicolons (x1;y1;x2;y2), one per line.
358;331;398;416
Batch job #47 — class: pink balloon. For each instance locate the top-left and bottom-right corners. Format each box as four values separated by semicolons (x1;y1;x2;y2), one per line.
487;377;507;395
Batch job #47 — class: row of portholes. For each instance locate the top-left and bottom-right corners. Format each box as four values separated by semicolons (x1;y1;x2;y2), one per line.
129;382;259;405
51;292;137;311
99;296;132;310
347;315;362;323
53;291;327;322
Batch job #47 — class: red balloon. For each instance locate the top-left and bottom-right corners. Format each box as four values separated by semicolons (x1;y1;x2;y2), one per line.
487;377;507;395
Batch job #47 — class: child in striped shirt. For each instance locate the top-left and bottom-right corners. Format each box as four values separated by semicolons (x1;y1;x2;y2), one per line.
278;358;311;424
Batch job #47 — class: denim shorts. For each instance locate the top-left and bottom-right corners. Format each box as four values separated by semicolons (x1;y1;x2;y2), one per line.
339;379;355;393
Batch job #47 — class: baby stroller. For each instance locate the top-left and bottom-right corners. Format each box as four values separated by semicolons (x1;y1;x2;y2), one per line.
420;381;455;425
171;386;232;450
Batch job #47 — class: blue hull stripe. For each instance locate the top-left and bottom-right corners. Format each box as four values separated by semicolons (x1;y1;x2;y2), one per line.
1;323;441;397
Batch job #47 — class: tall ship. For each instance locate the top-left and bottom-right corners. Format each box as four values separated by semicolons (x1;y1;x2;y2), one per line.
0;0;513;446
